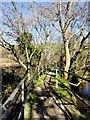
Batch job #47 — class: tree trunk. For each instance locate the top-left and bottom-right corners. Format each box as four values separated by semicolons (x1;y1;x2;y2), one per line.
64;40;70;79
25;46;31;81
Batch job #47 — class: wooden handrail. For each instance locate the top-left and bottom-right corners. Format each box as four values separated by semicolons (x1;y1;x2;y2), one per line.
18;66;48;119
2;75;27;112
1;65;47;118
54;66;90;82
2;64;89;119
56;77;90;109
1;72;27;120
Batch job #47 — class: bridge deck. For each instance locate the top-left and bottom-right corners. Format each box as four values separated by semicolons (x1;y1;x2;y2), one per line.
29;74;80;119
32;75;66;119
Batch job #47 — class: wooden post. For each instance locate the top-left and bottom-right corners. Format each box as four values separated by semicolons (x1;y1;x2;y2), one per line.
18;81;25;119
22;82;24;103
56;69;58;88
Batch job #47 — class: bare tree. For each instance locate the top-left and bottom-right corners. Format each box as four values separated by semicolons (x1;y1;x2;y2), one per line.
33;1;90;79
0;2;40;81
0;1;89;80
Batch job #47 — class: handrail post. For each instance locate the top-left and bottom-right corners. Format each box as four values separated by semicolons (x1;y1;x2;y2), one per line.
20;81;24;119
56;69;58;88
22;82;24;103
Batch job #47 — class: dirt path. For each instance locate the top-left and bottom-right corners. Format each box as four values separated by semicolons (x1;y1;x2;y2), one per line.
31;74;66;119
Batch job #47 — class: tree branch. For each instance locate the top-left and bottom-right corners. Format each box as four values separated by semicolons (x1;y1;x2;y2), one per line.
70;32;90;68
57;0;64;32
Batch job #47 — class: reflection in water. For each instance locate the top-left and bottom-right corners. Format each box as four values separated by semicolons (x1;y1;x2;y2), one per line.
81;83;90;96
76;83;90;119
79;83;90;101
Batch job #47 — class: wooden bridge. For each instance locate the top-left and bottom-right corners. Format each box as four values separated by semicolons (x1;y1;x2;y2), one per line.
1;64;90;120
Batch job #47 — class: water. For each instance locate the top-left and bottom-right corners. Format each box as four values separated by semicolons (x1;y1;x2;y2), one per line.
80;83;90;98
82;84;90;96
76;83;90;119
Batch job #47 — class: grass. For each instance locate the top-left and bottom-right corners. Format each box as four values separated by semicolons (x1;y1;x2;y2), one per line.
51;74;88;120
33;73;46;87
32;69;50;87
0;58;19;67
51;73;69;87
51;73;76;101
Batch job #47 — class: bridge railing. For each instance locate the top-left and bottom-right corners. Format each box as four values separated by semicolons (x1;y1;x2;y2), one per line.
48;63;90;82
58;68;90;82
56;77;90;108
1;72;27;119
1;64;48;120
52;66;90;108
18;65;48;119
2;63;89;119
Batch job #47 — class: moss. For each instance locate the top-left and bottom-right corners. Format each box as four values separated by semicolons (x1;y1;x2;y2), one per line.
24;102;31;118
24;91;37;119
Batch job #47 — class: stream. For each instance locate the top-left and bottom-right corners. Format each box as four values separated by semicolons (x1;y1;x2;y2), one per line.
81;83;90;96
77;82;90;119
79;83;90;100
